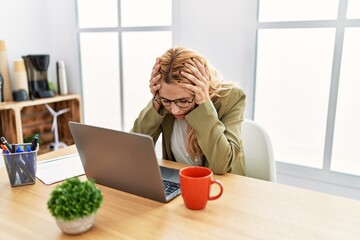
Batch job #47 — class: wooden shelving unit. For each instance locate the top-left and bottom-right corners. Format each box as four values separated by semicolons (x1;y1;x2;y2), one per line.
0;94;82;154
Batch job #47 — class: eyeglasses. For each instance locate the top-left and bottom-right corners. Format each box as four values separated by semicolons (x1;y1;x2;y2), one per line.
154;95;195;108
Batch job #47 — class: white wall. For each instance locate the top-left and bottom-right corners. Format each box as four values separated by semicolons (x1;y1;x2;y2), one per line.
0;0;80;94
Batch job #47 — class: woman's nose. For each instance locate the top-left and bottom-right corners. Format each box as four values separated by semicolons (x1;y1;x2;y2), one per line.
169;102;181;114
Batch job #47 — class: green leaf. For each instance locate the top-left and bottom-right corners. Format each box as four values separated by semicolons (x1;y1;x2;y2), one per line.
47;177;103;221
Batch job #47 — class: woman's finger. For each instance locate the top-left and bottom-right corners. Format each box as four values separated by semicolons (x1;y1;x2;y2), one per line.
149;74;161;95
150;63;161;79
183;64;204;86
180;70;203;86
192;58;207;79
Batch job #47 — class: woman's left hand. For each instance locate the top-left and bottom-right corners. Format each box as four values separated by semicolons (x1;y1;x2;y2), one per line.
180;58;211;105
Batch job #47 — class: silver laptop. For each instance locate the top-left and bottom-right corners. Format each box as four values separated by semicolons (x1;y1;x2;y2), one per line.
68;121;181;203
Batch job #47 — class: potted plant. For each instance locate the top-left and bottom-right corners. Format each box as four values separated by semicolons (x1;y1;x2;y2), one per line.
47;177;103;234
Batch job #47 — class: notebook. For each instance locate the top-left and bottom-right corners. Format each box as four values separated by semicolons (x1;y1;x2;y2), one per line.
68;121;181;203
37;154;85;185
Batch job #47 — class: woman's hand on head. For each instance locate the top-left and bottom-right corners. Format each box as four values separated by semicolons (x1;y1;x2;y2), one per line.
180;58;211;105
149;59;162;96
149;59;162;111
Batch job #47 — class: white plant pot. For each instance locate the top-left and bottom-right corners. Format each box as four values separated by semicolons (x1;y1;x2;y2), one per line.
56;214;96;235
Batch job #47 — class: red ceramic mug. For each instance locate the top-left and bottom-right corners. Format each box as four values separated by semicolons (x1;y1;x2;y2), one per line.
179;166;224;210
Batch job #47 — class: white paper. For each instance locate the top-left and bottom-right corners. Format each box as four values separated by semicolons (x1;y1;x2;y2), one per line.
36;154;85;185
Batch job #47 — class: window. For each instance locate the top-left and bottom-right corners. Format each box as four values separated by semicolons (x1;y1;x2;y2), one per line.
77;0;118;28
347;0;360;19
331;27;360;175
256;28;334;168
255;0;360;185
258;0;338;21
76;0;172;131
79;32;121;129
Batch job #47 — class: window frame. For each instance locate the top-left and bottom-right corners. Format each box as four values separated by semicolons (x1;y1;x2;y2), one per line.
255;0;360;198
75;0;177;130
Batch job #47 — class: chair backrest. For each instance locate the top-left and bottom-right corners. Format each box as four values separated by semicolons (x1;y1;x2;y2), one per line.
241;119;277;182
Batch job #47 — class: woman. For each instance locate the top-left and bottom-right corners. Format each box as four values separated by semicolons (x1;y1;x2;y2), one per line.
132;47;246;175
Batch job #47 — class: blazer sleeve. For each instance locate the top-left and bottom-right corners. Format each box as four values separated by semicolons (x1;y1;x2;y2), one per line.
131;100;164;143
185;87;246;175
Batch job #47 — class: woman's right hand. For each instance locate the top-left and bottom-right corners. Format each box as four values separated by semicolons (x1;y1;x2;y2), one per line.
149;59;162;111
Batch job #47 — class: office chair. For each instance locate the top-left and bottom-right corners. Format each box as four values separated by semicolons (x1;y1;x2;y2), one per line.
241;119;277;182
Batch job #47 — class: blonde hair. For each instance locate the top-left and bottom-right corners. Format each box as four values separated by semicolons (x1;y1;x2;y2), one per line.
158;47;234;161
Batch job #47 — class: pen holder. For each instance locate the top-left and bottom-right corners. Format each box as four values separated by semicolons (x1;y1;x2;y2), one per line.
1;143;38;187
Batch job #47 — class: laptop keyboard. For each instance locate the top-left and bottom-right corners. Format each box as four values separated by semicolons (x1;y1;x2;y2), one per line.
162;179;180;196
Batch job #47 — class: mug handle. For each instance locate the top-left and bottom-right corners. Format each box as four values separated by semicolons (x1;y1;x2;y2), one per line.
208;179;224;200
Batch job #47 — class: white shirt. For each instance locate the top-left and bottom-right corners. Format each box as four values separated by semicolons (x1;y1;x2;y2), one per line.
171;119;202;166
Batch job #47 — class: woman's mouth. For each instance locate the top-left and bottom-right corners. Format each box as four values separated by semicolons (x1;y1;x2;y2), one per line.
174;114;185;119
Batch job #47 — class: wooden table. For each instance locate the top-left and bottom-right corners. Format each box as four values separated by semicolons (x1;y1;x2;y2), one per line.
1;145;360;239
